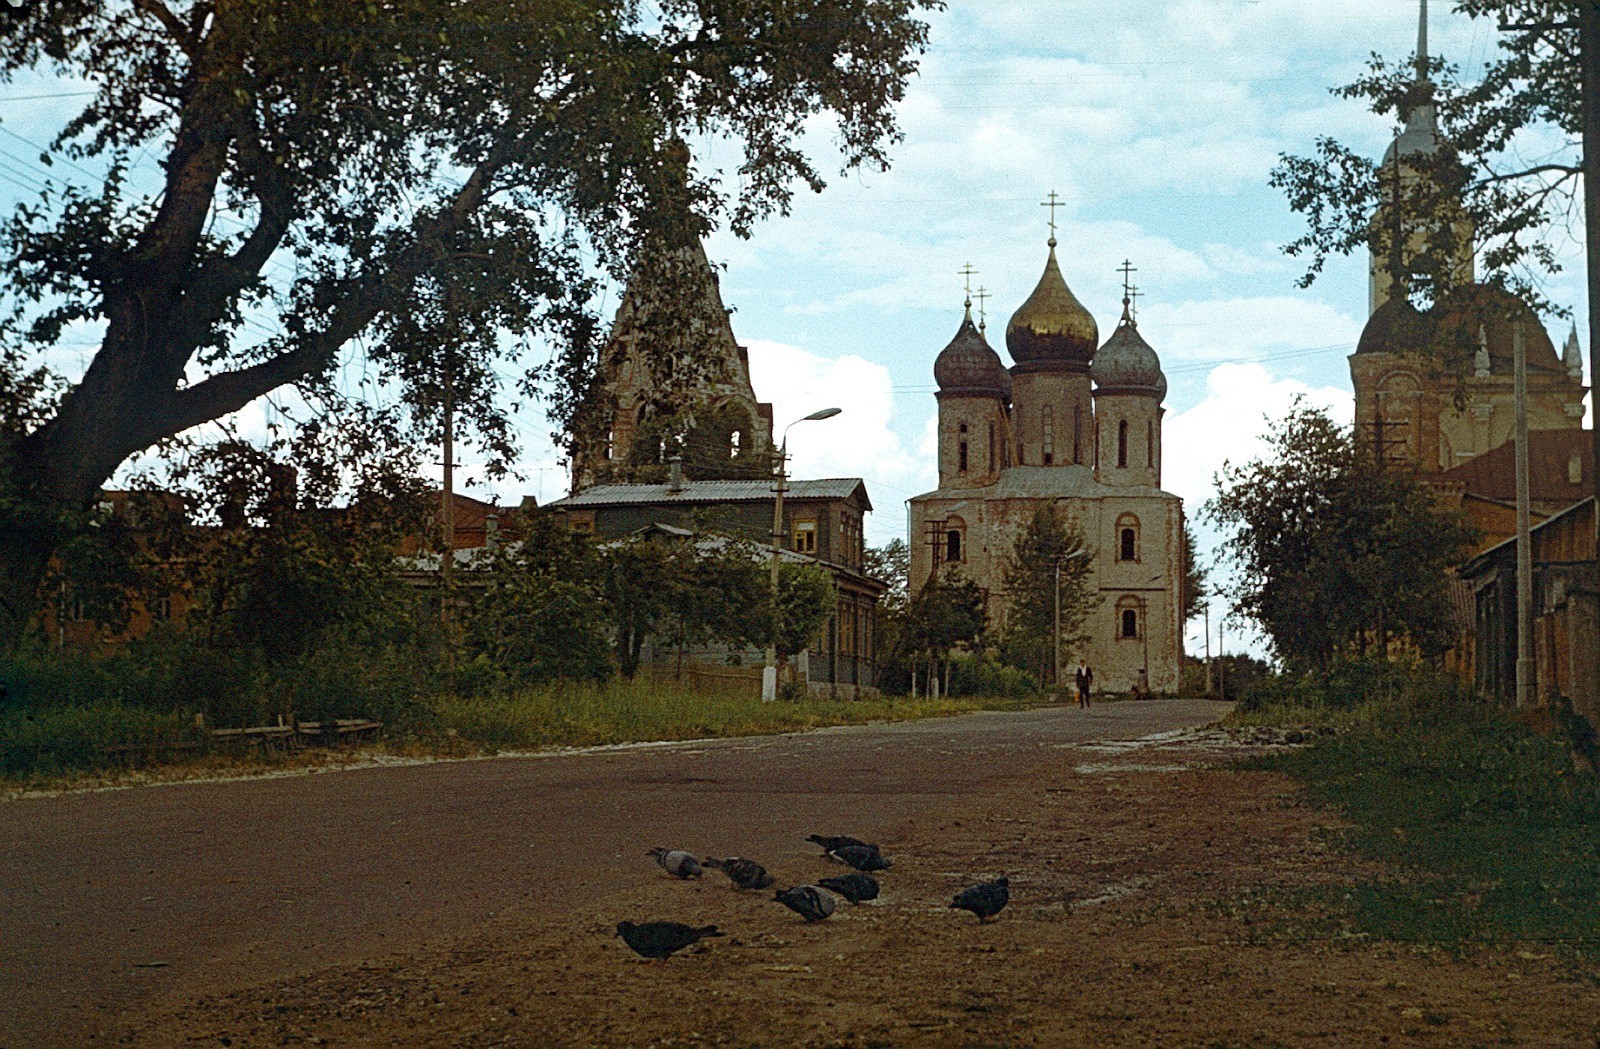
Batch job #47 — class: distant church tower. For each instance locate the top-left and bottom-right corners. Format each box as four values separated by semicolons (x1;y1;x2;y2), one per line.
571;235;774;491
1350;0;1586;473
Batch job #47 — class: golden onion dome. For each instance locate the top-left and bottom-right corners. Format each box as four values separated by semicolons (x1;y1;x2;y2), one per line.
1005;240;1098;371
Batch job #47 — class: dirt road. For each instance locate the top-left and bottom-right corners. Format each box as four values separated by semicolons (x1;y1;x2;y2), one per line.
8;699;1599;1047
2;700;1219;1046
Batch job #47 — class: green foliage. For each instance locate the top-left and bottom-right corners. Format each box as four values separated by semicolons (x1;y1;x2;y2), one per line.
1205;401;1475;671
775;560;837;660
902;567;984;665
946;654;1039;699
0;700;207;779
1180;520;1208;626
1272;4;1578;313
597;530;776;678
1248;686;1600;949
996;506;1097;685
864;538;909;616
0;0;939;645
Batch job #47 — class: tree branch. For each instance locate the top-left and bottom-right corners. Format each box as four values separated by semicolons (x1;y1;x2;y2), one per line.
131;0;200;57
152;145;513;440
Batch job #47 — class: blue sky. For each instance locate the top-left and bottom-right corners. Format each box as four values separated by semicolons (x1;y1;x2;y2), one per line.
2;0;1591;657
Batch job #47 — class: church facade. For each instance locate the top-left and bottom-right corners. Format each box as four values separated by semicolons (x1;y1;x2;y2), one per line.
908;231;1185;695
1349;3;1587;476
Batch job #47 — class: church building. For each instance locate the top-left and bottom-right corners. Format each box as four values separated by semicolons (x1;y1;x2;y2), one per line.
908;222;1185;695
1350;0;1588;480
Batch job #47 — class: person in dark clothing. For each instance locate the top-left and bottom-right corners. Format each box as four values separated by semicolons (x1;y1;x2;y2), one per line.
1074;660;1093;709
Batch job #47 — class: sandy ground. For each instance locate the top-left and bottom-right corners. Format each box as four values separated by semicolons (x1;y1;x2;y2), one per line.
118;728;1600;1048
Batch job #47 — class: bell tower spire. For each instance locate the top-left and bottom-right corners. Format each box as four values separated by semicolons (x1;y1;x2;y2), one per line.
1417;0;1429;81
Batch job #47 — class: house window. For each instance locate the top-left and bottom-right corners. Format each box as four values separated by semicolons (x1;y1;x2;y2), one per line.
958;440;969;473
1116;513;1140;563
794;518;818;554
1043;405;1055;466
1117;419;1129;469
1146;421;1154;468
946;529;963;563
1121;608;1139;639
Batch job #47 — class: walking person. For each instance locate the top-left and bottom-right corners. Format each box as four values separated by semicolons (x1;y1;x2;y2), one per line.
1074;659;1093;709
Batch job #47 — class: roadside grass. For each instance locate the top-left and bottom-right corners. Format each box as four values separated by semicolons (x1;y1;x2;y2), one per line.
1;679;1044;792
1236;687;1600;952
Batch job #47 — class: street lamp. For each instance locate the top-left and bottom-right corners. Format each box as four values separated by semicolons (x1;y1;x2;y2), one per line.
764;407;843;702
1053;548;1090;696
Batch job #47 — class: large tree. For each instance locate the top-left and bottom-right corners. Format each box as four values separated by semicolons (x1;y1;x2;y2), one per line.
1205;401;1476;672
996;505;1097;687
0;0;938;645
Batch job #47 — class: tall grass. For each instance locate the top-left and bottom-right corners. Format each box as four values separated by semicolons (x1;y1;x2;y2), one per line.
1243;686;1600;950
430;678;1035;751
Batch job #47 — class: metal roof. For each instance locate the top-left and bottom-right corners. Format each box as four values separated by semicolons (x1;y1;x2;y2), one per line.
548;477;872;511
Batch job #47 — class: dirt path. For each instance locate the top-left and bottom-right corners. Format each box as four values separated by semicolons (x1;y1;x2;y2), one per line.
9;702;1600;1045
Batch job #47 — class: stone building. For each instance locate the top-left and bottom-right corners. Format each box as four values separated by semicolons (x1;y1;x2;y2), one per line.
907;230;1184;694
570;237;774;490
1349;2;1588;476
554;233;888;693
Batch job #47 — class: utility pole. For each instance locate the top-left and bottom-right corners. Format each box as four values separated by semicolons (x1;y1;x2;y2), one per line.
1515;318;1535;706
1583;3;1600;564
1203;601;1212;697
440;350;456;665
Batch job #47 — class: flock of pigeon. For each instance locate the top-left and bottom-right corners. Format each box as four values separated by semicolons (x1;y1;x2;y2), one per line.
614;835;1010;960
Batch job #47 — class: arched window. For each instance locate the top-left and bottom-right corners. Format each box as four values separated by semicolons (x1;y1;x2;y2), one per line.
958;423;969;473
730;429;742;456
944;515;965;563
1146;421;1154;468
1117;419;1129;469
1116;513;1140;563
1117;595;1142;640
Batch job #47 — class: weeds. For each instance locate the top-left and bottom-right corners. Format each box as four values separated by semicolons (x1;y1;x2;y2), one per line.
1242;682;1600;951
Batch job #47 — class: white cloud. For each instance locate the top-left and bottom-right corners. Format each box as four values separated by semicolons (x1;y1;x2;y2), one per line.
1142;296;1364;364
1163;361;1353;509
745;338;935;523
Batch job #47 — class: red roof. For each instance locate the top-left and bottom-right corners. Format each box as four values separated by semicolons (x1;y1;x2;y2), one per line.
1440;431;1593;508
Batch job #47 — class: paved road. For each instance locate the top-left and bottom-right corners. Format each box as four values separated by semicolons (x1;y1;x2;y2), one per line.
0;699;1224;1046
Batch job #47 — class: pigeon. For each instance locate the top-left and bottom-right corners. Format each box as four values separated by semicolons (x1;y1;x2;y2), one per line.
806;834;872;854
647;848;703;879
774;885;837;923
703;856;775;890
817;873;879;904
614;920;724;959
950;876;1010;921
829;844;892;872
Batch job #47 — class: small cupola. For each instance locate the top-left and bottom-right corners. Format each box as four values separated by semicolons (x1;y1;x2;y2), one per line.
1092;298;1166;401
935;303;1012;401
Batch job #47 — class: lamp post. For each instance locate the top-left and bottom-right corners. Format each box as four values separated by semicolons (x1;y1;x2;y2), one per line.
764;407;843;702
1053;548;1089;696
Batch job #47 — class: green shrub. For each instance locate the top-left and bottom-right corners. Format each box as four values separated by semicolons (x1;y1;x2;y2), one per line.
0;702;206;778
948;655;1039;698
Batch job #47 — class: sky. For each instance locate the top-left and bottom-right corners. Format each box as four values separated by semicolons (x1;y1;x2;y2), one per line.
2;0;1593;659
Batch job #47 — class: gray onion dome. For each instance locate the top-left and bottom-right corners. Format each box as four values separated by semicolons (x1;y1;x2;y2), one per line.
935;307;1012;401
1092;303;1165;400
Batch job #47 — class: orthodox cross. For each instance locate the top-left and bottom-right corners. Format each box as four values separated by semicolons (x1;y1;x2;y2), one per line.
1041;191;1063;240
975;286;991;331
959;262;978;302
1118;259;1137;299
